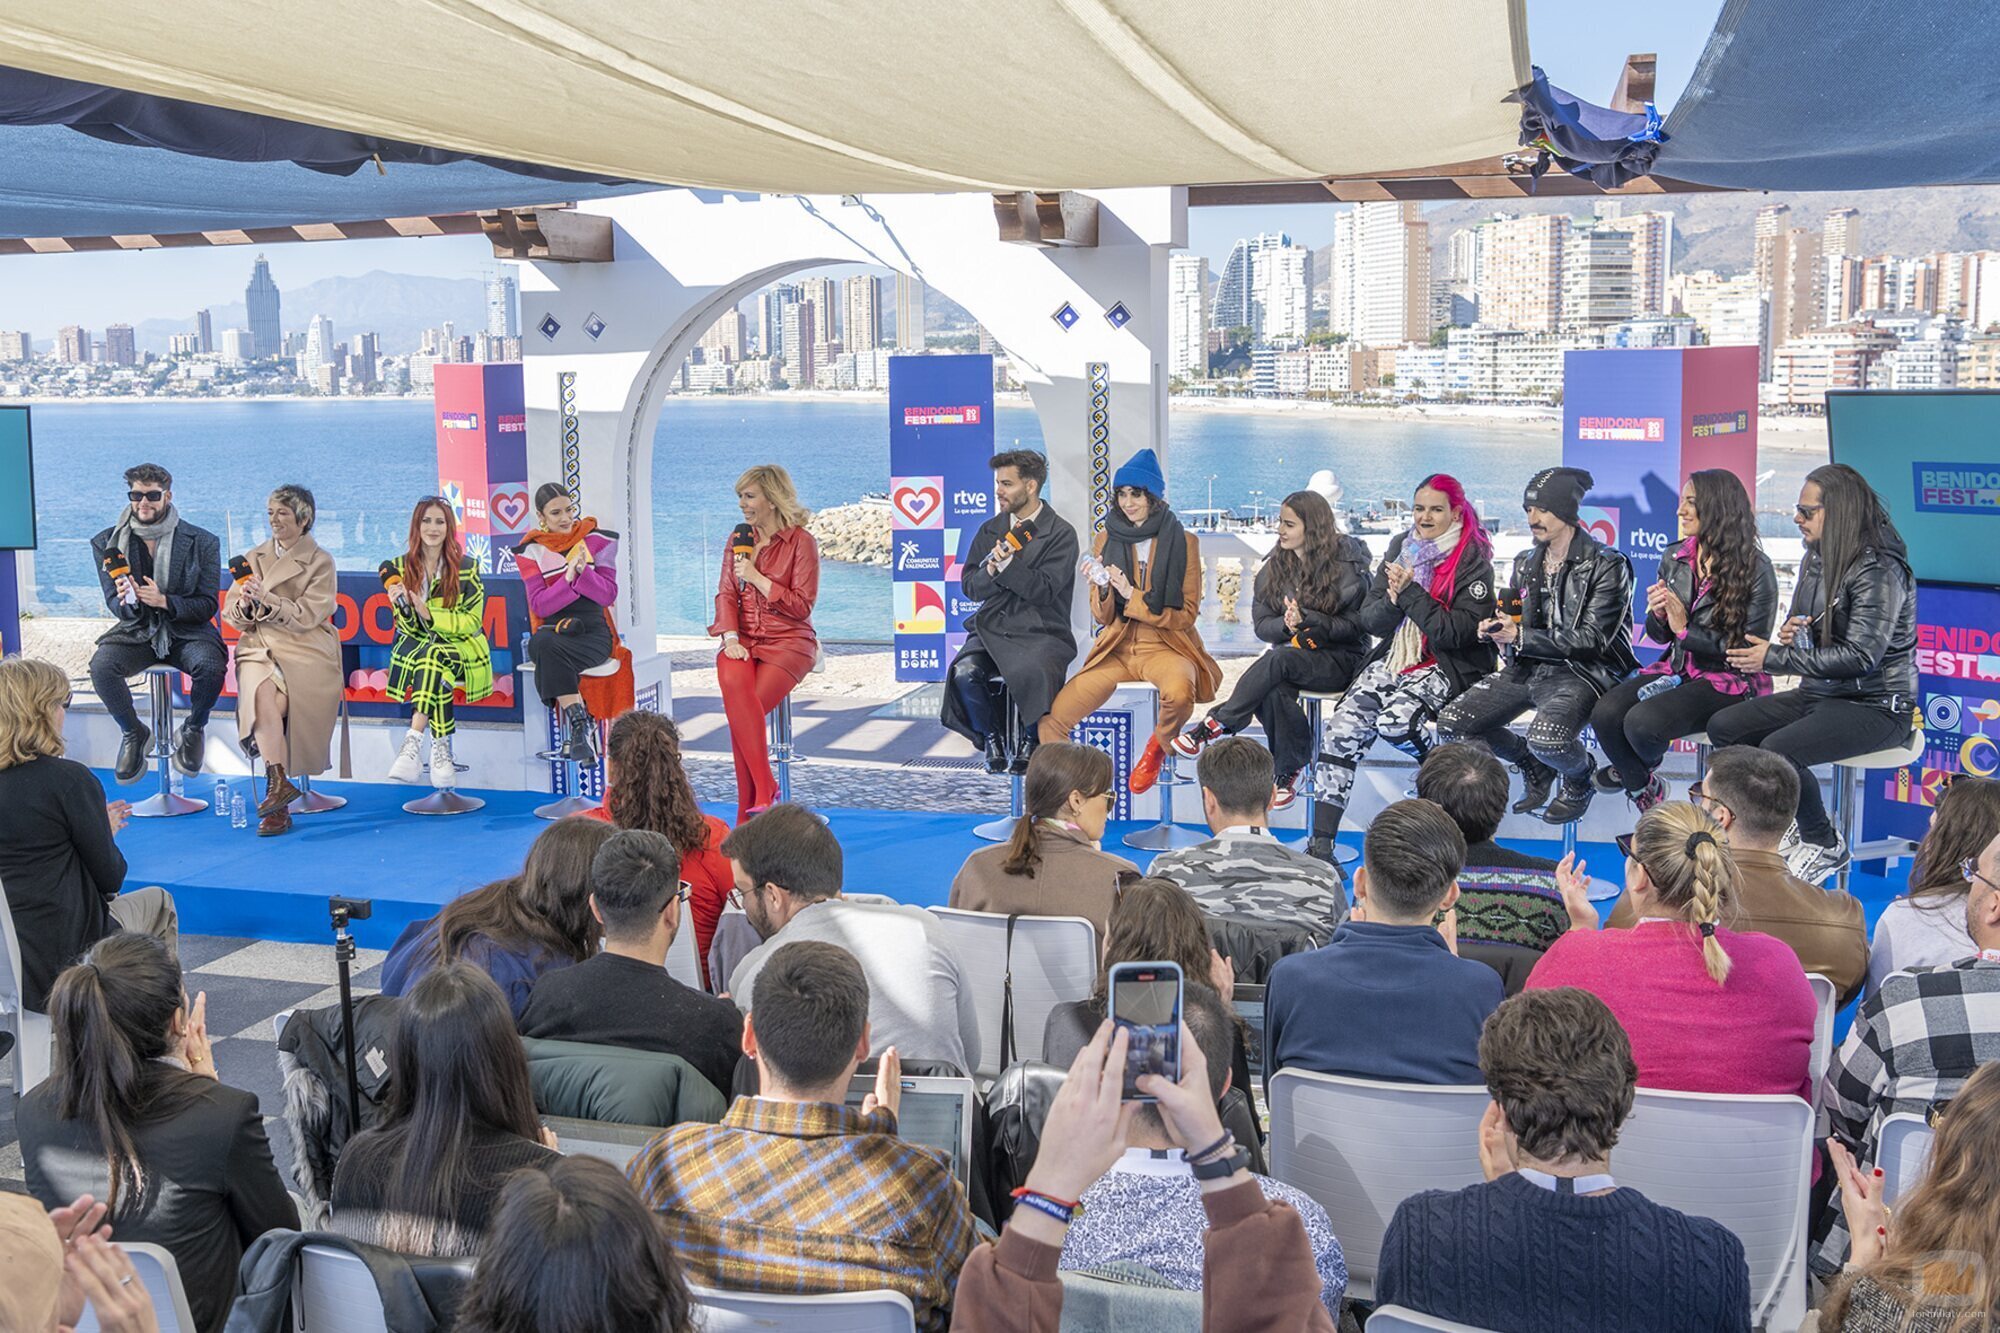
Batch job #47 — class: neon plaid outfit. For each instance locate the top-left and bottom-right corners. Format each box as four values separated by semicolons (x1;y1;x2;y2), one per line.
385;556;493;738
627;1098;977;1332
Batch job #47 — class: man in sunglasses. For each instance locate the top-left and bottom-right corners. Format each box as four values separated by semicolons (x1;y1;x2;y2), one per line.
87;462;226;783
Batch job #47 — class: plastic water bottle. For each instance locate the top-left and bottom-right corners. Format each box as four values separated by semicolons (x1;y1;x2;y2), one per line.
171;768;184;797
230;790;248;829
213;778;230;816
1637;673;1682;701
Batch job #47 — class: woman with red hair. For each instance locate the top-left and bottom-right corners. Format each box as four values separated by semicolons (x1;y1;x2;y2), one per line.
1307;474;1498;859
383;497;493;788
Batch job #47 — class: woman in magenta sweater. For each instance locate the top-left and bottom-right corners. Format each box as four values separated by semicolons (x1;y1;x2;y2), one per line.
1529;801;1817;1101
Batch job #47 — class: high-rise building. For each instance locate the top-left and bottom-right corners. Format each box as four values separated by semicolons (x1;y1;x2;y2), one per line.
781;300;817;388
1254;243;1311;342
799;276;838;353
57;325;90;363
1771;227;1822;344
1446;228;1479;286
842;274;881;352
304;314;337;368
1214;232;1289;333
1478;214;1566;333
1822;254;1865;325
1561;226;1636;328
103;324;138;366
1822;207;1862;258
699;307;747;363
349;333;380;386
893;272;926;349
1329;211;1356;337
1597;211;1673;316
1168;253;1211;380
0;331;29;362
760;284;800;359
1753;204;1791;290
245;254;281;359
1345;201;1430;346
219;328;251;363
194;308;214;354
485;273;520;338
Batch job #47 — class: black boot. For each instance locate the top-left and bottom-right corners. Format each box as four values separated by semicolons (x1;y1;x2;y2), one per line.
1543;774;1596;824
1009;732;1038;776
1511;758;1556;814
562;703;600;764
983;732;1008;774
1592;763;1626;793
171;722;204;776
114;723;152;784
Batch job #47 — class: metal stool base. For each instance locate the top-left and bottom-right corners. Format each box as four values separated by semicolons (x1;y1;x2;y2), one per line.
535;794;601;820
403;790;486;816
130;791;208;818
1122;821;1210;852
289;776;346;814
973;810;1020;842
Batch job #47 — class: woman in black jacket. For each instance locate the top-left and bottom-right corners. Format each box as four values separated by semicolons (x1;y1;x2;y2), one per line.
1173;489;1371;803
1589;469;1778;810
19;932;298;1333
1714;463;1919;882
1307;475;1497;858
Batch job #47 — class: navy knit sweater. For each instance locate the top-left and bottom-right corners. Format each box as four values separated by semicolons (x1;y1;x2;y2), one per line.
1377;1172;1752;1333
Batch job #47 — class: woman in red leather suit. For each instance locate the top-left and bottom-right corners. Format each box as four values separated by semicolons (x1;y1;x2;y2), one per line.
709;464;820;824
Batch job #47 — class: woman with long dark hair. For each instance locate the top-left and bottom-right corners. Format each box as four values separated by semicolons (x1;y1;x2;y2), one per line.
1714;463;1919;882
950;741;1136;937
383;496;493;788
1174;490;1371;803
512;482;622;765
1306;475;1497;859
331;963;558;1257
19;933;297;1333
1590;469;1779;810
457;1156;695;1333
380;816;614;1019
1868;775;2000;991
583;710;734;987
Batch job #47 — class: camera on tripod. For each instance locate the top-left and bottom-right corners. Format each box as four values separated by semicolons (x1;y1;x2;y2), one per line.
330;895;373;928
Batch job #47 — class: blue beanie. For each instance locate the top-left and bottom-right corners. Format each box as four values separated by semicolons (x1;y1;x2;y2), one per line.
1113;448;1166;498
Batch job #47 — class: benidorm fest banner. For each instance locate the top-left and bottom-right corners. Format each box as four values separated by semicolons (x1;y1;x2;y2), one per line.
887;354;995;682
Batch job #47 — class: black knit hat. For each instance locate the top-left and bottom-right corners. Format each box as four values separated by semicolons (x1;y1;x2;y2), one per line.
1522;467;1594;526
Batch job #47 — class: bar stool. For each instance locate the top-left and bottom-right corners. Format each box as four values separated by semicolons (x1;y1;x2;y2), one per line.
1295;689;1359;866
973;679;1026;843
129;666;206;818
1687;731;1712;787
1828;728;1928;891
288;774;346;814
768;695;799;805
403;736;484;816
1123;685;1206;851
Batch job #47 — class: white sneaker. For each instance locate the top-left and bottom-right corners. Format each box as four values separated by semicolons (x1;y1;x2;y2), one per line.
387;731;424;784
1786;830;1850;883
430;735;457;789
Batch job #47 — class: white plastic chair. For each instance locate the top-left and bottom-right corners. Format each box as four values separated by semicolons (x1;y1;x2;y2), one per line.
295;1245;474;1333
544;1114;670;1172
75;1243;197;1333
1612;1088;1815;1332
665;918;703;991
927;908;1096;1079
1807;973;1836;1089
1875;1112;1935;1206
1367;1307;1500;1332
1265;1069;1489;1303
0;874;54;1095
689;1285;917;1333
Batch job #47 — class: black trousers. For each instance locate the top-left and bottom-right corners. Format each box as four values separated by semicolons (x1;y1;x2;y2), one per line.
1210;647;1358;781
946;647;1013;744
1706;689;1912;843
1436;669;1601;780
89;635;229;734
1590;675;1738;793
527;617;613;704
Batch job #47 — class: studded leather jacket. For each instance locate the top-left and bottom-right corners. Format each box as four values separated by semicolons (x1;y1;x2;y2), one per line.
1507;527;1638;693
1765;542;1918;709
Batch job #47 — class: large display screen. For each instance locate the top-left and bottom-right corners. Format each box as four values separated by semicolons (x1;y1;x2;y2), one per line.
0;406;35;550
1827;390;2000;587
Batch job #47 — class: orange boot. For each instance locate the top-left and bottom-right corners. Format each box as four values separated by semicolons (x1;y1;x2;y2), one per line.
1129;736;1166;795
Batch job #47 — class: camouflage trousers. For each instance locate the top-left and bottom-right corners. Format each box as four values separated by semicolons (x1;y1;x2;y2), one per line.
1311;658;1454;832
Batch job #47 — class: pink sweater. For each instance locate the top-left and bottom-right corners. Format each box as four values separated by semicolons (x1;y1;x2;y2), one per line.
1525;923;1817;1102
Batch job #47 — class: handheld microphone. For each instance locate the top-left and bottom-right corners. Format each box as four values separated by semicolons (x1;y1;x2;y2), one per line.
228;555;254;583
378;559;404;593
998;519;1037;557
1497;584;1524;619
730;523;755;559
103;552;137;607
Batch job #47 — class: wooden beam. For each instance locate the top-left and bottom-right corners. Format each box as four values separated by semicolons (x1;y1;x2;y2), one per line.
478;207;613;263
1611;52;1658;114
993;190;1101;247
0;212;489;257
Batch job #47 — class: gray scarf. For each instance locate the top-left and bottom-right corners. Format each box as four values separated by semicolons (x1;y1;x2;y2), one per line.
112;503;181;655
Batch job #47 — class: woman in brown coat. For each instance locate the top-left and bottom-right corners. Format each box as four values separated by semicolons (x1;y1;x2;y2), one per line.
223;484;342;837
1040;448;1220;795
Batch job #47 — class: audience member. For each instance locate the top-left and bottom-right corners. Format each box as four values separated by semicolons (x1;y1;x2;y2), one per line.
1607;746;1868;1001
458;1156;694;1333
629;941;976;1331
332;963;559;1257
1377;988;1750;1332
951;1019;1337;1333
19;933;297;1333
1817;825;2000;1273
518;829;742;1097
950;741;1136;938
583;710;734;989
1149;736;1348;940
1867;775;1998;993
1416;742;1567;992
0;655;177;1013
1265;799;1502;1086
1819;1061;2000;1332
727;804;982;1072
381;817;613;1020
1057;984;1346;1315
1529;801;1817;1101
7;1192;165;1333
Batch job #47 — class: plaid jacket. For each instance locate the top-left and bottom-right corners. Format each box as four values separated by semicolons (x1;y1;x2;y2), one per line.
627;1098;977;1331
385;557;494;703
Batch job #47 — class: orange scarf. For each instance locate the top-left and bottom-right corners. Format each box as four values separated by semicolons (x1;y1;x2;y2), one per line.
524;515;598;556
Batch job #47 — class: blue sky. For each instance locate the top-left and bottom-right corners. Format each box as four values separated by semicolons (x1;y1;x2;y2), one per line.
0;0;1724;336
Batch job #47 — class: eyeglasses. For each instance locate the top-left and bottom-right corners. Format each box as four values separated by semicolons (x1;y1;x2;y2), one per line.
1687;783;1733;822
675;879;692;905
1615;832;1637;860
1961;858;2000;895
127;489;165;503
1793;503;1824;520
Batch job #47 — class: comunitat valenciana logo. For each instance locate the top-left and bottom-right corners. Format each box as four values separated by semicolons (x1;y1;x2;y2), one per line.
1912;462;2000;514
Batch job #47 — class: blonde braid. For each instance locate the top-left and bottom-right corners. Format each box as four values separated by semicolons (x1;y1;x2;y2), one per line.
1685;831;1735;985
1633;802;1738;986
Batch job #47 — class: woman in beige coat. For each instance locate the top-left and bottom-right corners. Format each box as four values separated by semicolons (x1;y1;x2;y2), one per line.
224;484;342;837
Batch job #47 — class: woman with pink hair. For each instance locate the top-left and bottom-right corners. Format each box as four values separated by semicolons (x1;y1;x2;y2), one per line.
1306;474;1499;860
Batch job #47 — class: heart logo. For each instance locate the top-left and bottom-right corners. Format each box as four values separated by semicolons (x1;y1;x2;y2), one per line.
892;484;942;526
491;489;530;529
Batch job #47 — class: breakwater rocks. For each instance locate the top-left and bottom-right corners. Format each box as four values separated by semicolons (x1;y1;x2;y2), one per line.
810;499;895;567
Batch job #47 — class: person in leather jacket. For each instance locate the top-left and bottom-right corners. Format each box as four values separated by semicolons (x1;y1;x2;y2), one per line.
1590;469;1779;811
1712;463;1917;883
1307;473;1498;858
1438;467;1637;824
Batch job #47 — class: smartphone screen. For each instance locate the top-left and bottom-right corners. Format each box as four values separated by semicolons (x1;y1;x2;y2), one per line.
1108;961;1183;1102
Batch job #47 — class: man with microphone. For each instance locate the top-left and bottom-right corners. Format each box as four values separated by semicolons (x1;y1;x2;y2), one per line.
942;449;1079;772
87;462;226;784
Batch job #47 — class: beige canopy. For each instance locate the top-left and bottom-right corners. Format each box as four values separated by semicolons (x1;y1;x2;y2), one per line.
0;0;1530;193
